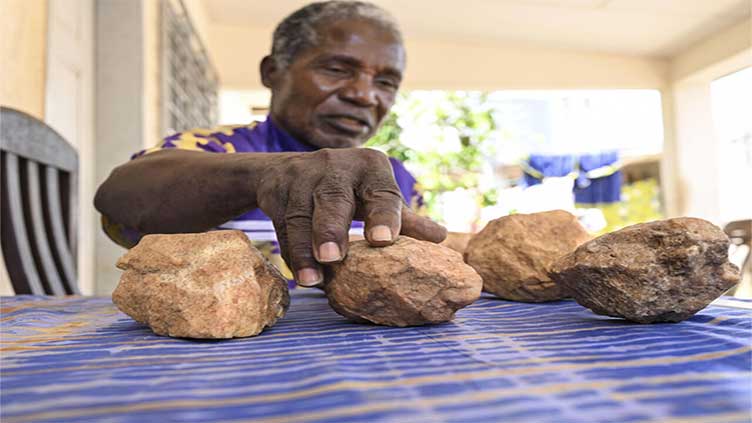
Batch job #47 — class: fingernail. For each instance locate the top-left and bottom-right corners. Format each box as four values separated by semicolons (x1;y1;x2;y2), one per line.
370;225;393;242
318;242;342;262
297;268;322;287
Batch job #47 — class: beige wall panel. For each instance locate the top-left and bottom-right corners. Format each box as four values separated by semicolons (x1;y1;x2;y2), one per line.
0;0;48;295
0;0;47;118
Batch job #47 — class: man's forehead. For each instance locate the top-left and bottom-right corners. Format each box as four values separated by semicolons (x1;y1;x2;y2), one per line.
322;18;397;43
305;18;405;71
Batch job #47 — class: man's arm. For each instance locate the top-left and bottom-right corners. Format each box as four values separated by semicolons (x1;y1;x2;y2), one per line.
95;149;270;235
95;147;447;286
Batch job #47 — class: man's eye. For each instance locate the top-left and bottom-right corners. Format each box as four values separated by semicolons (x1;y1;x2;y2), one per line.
376;78;398;90
324;66;348;75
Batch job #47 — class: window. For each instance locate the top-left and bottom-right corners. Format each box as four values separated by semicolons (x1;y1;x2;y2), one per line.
161;0;219;135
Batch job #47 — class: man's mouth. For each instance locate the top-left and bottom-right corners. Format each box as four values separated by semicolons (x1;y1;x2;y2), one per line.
323;115;371;136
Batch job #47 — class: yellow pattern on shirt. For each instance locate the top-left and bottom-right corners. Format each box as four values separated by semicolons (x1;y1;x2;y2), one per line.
139;124;253;156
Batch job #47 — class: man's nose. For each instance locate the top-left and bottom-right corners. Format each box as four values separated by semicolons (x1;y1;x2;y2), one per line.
338;74;378;107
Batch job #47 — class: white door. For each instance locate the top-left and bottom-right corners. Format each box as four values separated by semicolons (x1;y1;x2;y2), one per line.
45;0;94;295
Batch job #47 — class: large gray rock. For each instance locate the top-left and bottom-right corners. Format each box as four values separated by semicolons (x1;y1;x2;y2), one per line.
113;230;290;338
550;217;741;323
464;210;591;302
325;237;482;327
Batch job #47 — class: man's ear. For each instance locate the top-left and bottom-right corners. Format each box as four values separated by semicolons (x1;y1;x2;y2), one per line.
260;56;278;89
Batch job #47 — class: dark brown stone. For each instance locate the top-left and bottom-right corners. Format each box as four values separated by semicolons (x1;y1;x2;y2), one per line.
550;217;741;323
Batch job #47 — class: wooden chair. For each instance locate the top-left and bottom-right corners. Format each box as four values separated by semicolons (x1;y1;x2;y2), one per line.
1;106;79;295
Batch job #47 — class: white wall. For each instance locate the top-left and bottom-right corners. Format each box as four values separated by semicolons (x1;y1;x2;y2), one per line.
207;24;269;90
671;19;752;83
144;0;161;146
712;68;752;224
45;0;96;295
668;17;752;224
403;39;668;90
95;0;155;295
671;82;721;221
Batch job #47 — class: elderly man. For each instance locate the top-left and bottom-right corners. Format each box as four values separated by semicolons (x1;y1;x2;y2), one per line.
95;1;447;288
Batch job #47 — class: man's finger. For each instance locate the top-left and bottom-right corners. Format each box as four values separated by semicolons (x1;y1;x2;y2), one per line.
359;187;403;247
284;186;322;287
354;151;404;247
312;180;356;263
400;207;448;244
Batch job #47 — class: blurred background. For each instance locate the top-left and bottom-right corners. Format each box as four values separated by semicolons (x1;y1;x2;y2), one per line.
1;0;750;296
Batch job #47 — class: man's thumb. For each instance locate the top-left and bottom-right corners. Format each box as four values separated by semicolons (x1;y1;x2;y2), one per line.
400;207;447;243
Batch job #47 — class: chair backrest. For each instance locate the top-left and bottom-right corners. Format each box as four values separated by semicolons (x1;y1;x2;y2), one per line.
1;106;79;295
725;219;752;274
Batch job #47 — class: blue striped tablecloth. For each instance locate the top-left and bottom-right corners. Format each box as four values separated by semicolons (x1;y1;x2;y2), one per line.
1;290;751;422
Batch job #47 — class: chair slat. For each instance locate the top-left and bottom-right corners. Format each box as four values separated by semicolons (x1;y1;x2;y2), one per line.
1;153;45;295
25;161;67;296
44;167;79;294
2;106;80;295
68;172;78;259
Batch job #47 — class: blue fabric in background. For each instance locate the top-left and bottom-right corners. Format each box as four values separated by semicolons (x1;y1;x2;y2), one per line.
522;154;576;186
522;151;622;204
575;151;622;204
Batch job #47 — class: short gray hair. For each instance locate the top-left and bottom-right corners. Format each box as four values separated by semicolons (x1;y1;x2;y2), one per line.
271;1;403;69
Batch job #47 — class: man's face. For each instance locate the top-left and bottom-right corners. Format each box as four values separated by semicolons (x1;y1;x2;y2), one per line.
264;19;405;149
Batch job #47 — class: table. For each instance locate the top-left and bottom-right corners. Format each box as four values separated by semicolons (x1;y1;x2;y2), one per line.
2;290;751;422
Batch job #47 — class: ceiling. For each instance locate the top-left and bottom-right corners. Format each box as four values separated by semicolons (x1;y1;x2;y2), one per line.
202;0;750;57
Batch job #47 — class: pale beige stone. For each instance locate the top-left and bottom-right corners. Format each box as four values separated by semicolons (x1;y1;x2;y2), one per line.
113;230;289;338
464;210;591;302
550;217;741;323
325;237;482;327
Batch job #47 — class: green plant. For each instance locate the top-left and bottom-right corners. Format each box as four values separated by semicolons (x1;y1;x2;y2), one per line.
367;91;497;221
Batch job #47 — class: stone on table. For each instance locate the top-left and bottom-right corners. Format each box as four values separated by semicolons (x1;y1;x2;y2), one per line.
325;236;482;327
464;210;591;302
550;217;740;323
113;230;290;338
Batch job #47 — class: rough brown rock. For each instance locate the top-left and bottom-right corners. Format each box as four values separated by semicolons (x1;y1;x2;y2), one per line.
464;210;591;302
325;237;482;327
113;230;289;338
550;217;741;323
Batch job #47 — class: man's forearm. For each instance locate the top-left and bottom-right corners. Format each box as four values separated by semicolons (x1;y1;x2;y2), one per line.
94;149;282;235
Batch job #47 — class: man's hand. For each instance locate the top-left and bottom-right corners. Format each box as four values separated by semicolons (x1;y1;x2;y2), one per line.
95;148;446;287
258;148;446;286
